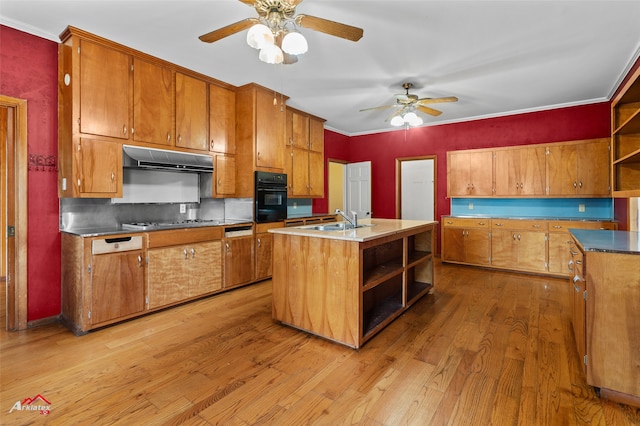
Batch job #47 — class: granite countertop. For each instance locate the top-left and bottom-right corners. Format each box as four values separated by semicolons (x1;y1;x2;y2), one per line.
269;218;437;242
61;219;253;237
570;229;640;254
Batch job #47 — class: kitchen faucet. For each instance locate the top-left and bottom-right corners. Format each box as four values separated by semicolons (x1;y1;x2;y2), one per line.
335;209;358;228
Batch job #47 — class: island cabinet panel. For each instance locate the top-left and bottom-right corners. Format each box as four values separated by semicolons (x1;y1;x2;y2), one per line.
271;220;436;348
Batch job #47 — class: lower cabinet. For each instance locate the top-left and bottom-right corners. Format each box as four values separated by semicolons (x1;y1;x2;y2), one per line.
568;239;586;375
441;217;490;265
441;216;616;277
490;219;547;273
147;240;222;309
61;233;146;334
223;225;254;288
255;222;284;281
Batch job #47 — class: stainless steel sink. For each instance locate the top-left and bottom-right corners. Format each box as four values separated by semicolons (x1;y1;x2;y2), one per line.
308;223;374;231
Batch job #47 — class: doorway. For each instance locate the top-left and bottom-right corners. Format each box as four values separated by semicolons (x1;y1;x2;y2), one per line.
346;161;372;218
1;95;28;331
396;156;436;220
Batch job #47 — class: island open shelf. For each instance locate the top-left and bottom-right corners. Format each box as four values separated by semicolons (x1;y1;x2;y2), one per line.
270;219;436;348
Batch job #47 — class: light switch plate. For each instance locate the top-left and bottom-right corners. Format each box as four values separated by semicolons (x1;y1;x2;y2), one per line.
578;203;585;212
180;203;186;213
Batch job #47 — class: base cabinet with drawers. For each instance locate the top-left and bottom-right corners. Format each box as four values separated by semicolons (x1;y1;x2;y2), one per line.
569;231;640;407
441;217;616;277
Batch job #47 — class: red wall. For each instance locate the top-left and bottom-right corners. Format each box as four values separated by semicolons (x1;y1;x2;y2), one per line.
1;25;61;321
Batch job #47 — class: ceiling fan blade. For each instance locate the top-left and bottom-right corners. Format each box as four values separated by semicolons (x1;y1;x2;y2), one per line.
296;14;363;42
199;18;259;43
416;96;458;105
237;0;257;5
416;105;443;116
359;105;398;112
283;0;304;5
385;108;405;122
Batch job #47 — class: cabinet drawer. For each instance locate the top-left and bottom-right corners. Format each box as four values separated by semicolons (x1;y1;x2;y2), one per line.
147;227;223;248
491;219;547;231
548;220;616;232
92;235;143;254
442;217;490;228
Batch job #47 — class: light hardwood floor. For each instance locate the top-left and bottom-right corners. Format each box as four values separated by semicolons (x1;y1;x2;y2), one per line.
1;261;639;425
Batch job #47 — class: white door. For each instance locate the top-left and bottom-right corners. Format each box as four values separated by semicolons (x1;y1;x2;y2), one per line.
346;161;372;218
400;158;435;220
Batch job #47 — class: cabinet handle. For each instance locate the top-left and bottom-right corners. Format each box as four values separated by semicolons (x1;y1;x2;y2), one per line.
167;133;171;142
257;152;261;160
138;255;142;266
518;234;521;240
191;248;195;258
495;223;503;227
513;233;517;240
573;275;582;283
123;125;127;136
578;180;583;188
111;172;115;182
554;226;563;229
569;249;578;256
573;181;577;188
532;224;540;228
178;135;182;144
183;248;188;259
573;283;580;292
575;260;582;265
257;238;261;247
225;242;230;253
446;221;453;224
478;222;485;226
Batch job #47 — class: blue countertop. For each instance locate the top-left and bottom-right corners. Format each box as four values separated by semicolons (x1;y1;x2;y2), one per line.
570;229;640;254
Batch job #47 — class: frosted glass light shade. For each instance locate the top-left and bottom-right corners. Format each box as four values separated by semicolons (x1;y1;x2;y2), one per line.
407;114;423;126
403;112;418;123
259;44;284;64
247;24;274;49
282;32;308;55
390;116;405;126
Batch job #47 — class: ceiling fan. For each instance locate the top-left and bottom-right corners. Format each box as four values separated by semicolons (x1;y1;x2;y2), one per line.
199;0;364;64
360;83;458;126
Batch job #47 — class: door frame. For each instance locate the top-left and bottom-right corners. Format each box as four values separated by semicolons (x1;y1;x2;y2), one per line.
1;95;28;331
395;156;437;220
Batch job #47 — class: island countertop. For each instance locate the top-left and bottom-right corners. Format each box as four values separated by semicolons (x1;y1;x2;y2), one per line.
569;229;640;254
269;218;438;242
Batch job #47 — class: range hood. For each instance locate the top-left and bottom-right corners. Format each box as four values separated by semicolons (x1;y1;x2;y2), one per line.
123;145;213;173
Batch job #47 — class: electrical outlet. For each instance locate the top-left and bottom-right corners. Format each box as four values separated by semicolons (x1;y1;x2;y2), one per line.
293;202;297;209
468;202;474;210
578;203;585;212
180;203;186;213
62;178;67;191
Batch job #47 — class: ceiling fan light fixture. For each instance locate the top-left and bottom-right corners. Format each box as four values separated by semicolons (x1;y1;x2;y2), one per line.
406;113;423;126
390;116;405;127
282;31;308;55
247;23;274;49
259;43;284;64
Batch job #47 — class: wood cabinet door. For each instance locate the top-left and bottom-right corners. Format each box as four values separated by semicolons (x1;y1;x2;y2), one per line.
447;152;472;196
491;230;518;268
189;241;222;297
290;110;310;149
308;150;324;197
547;144;577;195
465;229;491;265
291;147;310;196
495;146;545;196
577;140;610;196
224;236;254;288
442;227;465;262
91;251;145;324
309;117;324;152
147;246;190;309
448;151;493;196
79;138;121;196
469;151;494;195
79;39;130;139
515;230;547;272
255;88;284;169
255;232;273;280
175;73;208;151
214;154;236;197
283;147;294;196
209;84;235;154
133;58;174;145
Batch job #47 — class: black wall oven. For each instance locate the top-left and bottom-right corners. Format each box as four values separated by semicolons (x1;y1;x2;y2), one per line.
255;171;287;223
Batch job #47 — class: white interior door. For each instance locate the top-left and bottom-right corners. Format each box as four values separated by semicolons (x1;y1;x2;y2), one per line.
346;161;372;218
400;158;435;220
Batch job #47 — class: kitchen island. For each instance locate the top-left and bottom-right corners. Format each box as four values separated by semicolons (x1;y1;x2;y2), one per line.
269;219;436;348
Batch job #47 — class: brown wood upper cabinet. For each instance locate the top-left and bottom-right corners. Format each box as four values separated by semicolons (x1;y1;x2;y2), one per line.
132;58;174;146
494;146;546;196
546;139;610;196
209;84;237;197
234;83;288;197
285;107;326;198
175;72;208;151
447;150;494;196
447;138;611;198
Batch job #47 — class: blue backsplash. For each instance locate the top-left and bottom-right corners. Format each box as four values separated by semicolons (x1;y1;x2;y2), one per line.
450;198;613;219
287;198;313;217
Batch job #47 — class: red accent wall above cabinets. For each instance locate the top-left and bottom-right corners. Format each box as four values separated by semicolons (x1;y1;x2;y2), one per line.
1;25;60;322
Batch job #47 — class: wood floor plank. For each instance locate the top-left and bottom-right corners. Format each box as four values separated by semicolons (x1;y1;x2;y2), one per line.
2;260;639;425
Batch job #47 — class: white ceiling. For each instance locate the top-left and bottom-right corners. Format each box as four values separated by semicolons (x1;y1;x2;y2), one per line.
2;0;640;136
